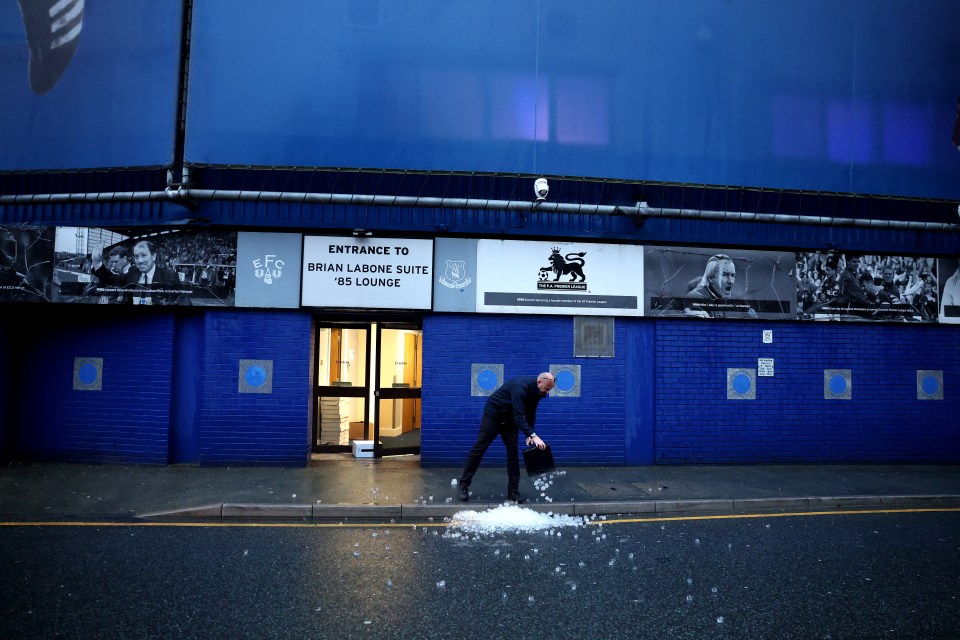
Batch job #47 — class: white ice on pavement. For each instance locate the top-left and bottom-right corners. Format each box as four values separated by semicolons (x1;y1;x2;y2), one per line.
447;503;590;535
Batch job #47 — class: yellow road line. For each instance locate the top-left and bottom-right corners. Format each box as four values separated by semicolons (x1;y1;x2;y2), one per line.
594;507;960;525
0;507;956;529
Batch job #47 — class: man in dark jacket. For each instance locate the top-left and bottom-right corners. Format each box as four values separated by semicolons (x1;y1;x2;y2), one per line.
457;372;554;504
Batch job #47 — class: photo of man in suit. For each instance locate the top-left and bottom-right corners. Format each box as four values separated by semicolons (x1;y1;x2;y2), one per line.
125;240;191;306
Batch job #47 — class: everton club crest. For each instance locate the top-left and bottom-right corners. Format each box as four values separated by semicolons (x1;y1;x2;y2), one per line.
439;259;472;289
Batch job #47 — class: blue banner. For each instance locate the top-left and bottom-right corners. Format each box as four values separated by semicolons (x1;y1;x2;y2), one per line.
0;0;182;170
186;0;960;200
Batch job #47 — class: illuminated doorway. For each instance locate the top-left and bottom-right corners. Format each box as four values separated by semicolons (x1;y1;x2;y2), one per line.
313;321;422;457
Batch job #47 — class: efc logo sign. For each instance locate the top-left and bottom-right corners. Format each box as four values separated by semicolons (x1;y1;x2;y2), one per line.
253;255;284;285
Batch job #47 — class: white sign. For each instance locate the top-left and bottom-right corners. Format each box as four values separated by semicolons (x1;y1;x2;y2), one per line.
758;358;775;377
476;240;644;316
301;236;434;309
762;330;773;343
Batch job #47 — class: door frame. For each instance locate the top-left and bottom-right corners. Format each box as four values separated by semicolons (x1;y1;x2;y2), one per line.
312;316;422;458
374;321;422;457
313;321;372;454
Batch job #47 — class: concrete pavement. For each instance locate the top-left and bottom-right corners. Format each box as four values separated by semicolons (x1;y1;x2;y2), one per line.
0;458;958;521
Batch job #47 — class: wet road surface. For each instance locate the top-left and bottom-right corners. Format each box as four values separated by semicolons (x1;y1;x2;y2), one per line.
1;509;957;639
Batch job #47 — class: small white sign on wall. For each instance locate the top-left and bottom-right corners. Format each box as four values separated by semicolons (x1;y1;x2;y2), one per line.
758;358;774;377
762;330;773;344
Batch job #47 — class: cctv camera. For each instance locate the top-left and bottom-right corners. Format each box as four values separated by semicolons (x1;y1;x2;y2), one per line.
534;178;549;201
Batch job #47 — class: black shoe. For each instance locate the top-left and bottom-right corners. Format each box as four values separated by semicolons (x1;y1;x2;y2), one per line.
18;0;85;95
507;492;525;504
458;486;469;501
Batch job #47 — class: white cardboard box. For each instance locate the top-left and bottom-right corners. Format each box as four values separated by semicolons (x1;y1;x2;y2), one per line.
351;440;377;458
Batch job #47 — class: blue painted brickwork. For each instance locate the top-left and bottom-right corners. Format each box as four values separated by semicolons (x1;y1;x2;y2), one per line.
12;311;174;464
655;320;960;464
199;310;312;465
0;319;11;459
421;313;628;467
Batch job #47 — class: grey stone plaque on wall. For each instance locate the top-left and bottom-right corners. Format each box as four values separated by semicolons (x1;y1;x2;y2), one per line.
471;363;503;396
824;369;852;400
917;370;943;400
239;359;273;394
73;357;103;391
727;368;756;400
549;364;581;397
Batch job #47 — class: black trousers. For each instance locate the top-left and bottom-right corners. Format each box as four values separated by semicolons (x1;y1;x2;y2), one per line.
458;413;521;493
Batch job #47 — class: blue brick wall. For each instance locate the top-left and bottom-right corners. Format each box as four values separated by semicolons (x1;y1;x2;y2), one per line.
199;310;312;465
654;320;960;464
422;314;960;467
421;313;629;467
12;309;174;464
0;318;11;459
3;307;957;467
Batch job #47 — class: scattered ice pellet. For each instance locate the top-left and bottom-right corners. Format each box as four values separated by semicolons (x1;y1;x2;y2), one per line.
717;617;725;624
436;580;446;588
686;595;694;603
386;579;393;589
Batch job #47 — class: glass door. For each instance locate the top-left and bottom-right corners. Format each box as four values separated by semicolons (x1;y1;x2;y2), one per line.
375;324;422;456
313;324;371;452
313;320;422;457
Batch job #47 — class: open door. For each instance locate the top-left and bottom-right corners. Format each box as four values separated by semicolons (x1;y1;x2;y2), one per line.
374;323;422;456
313;320;421;457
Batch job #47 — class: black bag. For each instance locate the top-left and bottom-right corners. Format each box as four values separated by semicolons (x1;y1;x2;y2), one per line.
522;444;555;476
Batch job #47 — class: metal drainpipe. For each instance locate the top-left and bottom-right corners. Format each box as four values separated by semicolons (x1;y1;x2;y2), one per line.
0;188;956;232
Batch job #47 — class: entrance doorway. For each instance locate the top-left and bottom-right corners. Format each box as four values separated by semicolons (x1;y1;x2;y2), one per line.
313;320;422;457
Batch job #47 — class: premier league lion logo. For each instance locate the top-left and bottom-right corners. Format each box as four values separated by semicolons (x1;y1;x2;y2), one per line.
543;247;587;282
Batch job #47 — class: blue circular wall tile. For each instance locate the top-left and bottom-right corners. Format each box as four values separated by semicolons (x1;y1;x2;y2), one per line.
921;375;939;396
829;374;847;395
556;369;576;392
78;363;98;385
245;365;267;388
477;369;498;390
732;373;752;394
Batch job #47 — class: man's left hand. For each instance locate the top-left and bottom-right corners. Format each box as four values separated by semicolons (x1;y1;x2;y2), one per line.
526;434;546;450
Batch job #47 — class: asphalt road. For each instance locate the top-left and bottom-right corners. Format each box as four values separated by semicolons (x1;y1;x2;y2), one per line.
1;509;957;639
